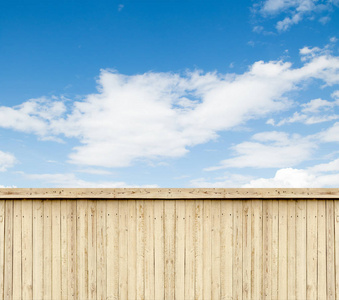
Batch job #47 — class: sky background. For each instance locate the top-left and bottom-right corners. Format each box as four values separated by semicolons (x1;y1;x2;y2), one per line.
1;0;339;188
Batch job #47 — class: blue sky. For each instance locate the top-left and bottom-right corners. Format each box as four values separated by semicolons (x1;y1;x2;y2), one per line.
1;0;339;188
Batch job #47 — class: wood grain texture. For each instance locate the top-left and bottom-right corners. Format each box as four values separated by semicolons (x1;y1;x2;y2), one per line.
1;197;339;299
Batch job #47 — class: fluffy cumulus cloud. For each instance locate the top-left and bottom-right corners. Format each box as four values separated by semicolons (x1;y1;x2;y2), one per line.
206;131;316;170
0;151;16;172
258;0;339;31
1;50;339;169
191;157;339;188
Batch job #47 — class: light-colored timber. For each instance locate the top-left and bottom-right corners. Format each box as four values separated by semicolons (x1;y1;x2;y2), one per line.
0;189;338;299
1;188;339;198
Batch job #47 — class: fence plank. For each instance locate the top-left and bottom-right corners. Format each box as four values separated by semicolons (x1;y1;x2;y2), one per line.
22;200;33;300
296;200;306;300
33;200;44;299
317;200;326;300
307;199;318;300
145;200;155;300
4;200;13;300
0;200;4;300
271;200;279;300
195;199;203;300
60;200;68;300
88;200;97;299
175;200;185;300
326;200;335;299
44;200;52;299
107;200;119;300
263;200;272;300
164;200;176;300
136;200;145;300
211;200;220;300
335;200;339;300
154;200;164;299
52;200;61;300
252;200;263;300
13;200;22;300
220;200;232;300
287;200;296;300
185;200;195;299
97;200;107;300
77;200;88;300
233;200;242;300
119;200;128;299
67;200;77;300
203;200;211;300
242;200;252;300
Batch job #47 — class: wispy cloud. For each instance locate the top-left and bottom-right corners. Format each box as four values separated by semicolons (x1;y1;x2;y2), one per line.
256;0;339;31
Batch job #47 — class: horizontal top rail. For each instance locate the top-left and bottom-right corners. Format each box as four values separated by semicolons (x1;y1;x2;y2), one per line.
0;188;339;199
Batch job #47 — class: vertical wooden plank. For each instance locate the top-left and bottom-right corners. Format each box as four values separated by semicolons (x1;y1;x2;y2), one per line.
77;200;88;300
127;200;136;300
296;200;306;300
145;200;155;300
203;200;211;300
67;200;77;300
287;200;296;300
195;200;203;300
107;200;119;300
220;200;232;300
211;200;220;300
52;200;61;300
165;200;176;300
175;200;185;300
88;200;96;299
278;200;287;300
22;200;33;300
262;200;272;300
13;200;22;300
335;200;339;300
4;200;13;299
252;200;263;300
154;200;164;299
326;200;335;299
119;200;128;300
233;200;242;300
0;200;5;300
242;200;252;300
33;200;44;299
60;200;68;300
136;200;145;300
44;199;52;299
271;201;279;300
307;199;318;300
97;200;107;300
317;200;326;300
185;200;195;300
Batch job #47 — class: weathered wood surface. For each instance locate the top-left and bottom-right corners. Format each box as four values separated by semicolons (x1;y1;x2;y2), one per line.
0;198;338;299
1;188;339;198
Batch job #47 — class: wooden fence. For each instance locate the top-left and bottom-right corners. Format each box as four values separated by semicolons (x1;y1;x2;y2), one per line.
0;188;339;299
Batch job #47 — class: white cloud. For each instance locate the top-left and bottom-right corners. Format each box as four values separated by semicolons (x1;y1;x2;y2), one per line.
206;131;315;170
319;122;339;142
192;156;339;188
243;165;339;188
19;172;158;188
1;51;339;168
258;0;339;31
270;94;339;126
190;174;254;188
0;151;16;172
